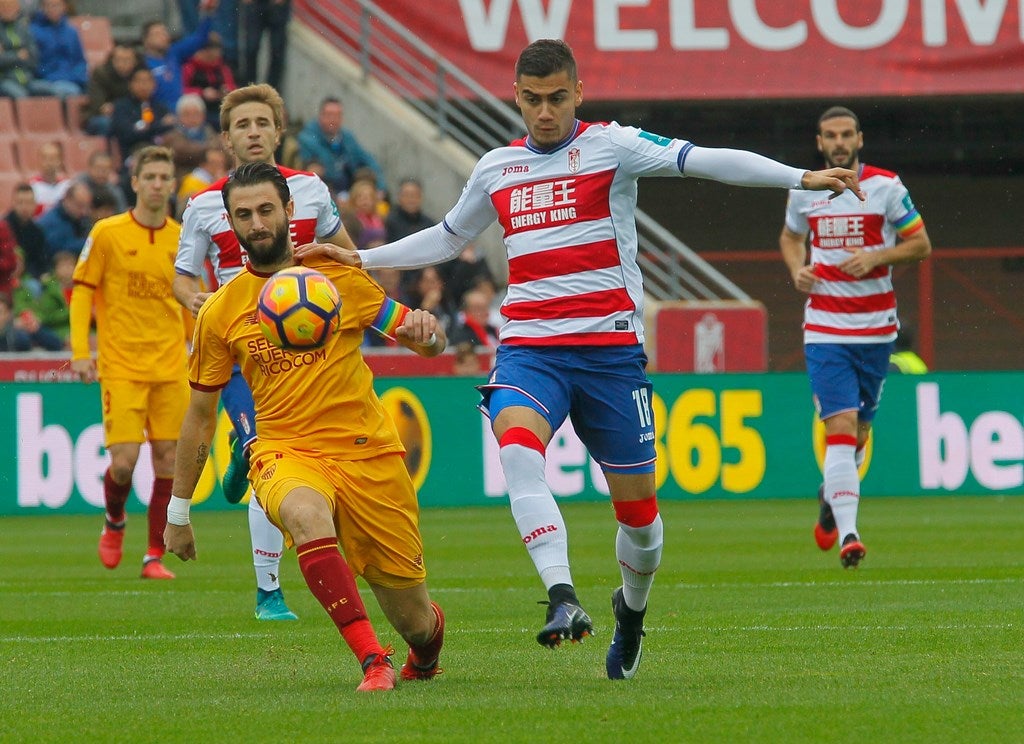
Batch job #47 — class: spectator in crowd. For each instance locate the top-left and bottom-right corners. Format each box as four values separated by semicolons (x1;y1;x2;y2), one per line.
141;13;215;111
9;247;63;349
91;186;121;223
0;0;47;99
438;241;497;311
347;178;386;249
0;217;16;299
28;141;70;216
162;92;219;177
21;248;73;344
5;183;50;279
298;96;386;197
239;0;289;90
403;266;454;333
178;0;238;75
448;287;500;351
36;180;92;258
452;340;483;376
0;293;32;351
182;36;236;130
75;150;129;214
240;0;291;90
28;0;87;98
176;145;228;217
385;177;433;243
81;43;143;137
110;66;176;165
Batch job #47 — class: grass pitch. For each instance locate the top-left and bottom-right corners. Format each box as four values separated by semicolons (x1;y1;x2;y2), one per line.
1;496;1022;743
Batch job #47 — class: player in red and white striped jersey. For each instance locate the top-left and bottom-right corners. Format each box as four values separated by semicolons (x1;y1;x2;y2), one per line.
172;84;356;622
305;40;860;679
780;106;932;568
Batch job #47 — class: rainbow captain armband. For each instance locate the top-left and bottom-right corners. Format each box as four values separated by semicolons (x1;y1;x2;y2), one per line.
370;296;410;342
894;209;924;237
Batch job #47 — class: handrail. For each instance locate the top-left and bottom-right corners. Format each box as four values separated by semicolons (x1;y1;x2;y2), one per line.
293;0;750;301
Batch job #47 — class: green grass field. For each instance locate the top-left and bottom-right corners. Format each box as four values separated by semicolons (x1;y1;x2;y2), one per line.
2;496;1022;743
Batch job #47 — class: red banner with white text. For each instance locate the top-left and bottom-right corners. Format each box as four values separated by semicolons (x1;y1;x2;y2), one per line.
375;1;1024;100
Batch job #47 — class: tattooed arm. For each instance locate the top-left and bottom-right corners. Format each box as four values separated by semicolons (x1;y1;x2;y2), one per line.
164;388;221;561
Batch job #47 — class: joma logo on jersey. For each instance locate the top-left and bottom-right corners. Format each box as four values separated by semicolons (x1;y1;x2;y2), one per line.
522;524;558;544
502;164;530;176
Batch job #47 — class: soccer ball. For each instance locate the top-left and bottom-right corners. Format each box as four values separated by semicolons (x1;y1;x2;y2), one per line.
257;266;341;350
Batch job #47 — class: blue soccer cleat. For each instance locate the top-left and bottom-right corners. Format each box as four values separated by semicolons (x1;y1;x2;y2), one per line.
255;588;298;621
606;587;646;680
536;600;593;648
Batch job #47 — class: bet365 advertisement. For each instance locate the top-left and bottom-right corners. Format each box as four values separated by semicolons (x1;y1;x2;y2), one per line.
2;373;1021;515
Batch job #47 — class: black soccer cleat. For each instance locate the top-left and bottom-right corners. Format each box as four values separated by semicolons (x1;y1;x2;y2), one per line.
605;587;646;680
536;600;594;648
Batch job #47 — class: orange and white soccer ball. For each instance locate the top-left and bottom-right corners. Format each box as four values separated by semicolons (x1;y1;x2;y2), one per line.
257;266;341;350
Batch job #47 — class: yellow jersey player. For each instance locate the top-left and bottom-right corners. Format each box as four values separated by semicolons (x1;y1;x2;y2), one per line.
165;162;447;692
70;146;187;580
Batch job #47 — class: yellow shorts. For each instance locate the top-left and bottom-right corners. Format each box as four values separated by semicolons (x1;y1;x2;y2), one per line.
250;447;425;589
100;378;189;447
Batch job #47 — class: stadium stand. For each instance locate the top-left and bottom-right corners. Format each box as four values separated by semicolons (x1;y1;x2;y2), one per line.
69;16;115;71
14;97;69;138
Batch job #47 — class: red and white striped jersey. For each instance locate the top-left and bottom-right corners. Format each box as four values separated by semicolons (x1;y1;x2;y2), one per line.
174;166;342;287
443;121;690;346
784;164;925;344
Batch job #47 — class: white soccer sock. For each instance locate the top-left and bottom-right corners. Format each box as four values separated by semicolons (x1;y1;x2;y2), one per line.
615;514;663;612
248;494;285;592
499;442;572;590
855;444;866;468
824;443;860;540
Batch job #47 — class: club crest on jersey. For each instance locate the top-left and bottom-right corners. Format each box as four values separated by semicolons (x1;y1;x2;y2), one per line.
568;147;581;173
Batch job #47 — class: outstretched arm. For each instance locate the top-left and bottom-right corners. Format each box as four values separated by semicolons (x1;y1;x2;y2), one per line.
683;146;864;200
294;222;470;270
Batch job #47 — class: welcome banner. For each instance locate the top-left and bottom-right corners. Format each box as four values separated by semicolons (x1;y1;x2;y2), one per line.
374;1;1024;100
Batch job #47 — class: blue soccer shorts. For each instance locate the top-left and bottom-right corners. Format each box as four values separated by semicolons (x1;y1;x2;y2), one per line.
220;365;258;451
805;342;894;422
479;344;656;473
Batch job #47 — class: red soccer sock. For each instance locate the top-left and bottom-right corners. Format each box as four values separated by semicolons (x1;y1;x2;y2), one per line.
103;468;131;524
146;477;173;559
296;537;382;664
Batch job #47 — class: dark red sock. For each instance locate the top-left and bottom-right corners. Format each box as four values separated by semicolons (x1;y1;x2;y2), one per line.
146;477;173;558
296;537;382;664
410;602;444;666
103;468;131;523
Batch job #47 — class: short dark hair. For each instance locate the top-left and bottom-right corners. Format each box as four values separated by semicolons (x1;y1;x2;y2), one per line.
515;39;577;81
222;162;290;212
818;106;860;132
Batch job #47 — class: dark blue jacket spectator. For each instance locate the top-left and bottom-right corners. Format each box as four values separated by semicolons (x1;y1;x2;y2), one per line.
36;182;93;259
142;16;213;110
29;0;87;96
298;97;386;196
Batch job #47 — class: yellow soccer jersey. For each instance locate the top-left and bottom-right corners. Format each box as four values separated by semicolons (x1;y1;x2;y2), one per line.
71;212;187;381
190;256;406;460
